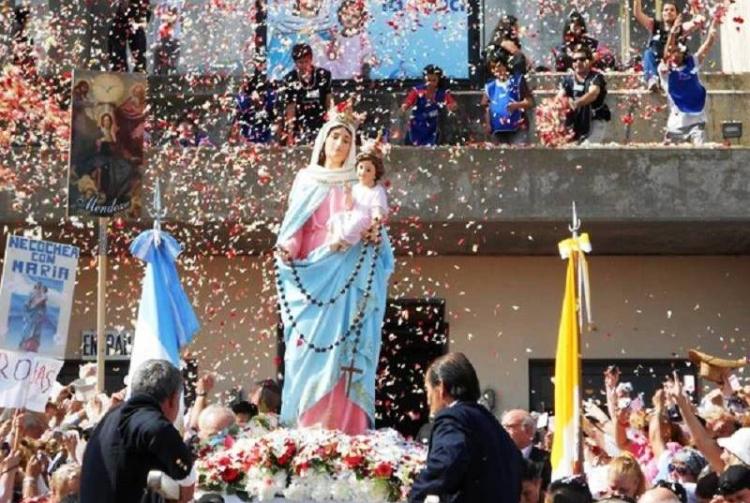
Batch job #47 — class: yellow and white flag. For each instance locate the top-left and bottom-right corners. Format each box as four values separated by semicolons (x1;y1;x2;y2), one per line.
550;233;592;481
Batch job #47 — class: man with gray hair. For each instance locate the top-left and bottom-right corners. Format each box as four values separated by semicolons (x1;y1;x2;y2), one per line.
502;409;551;490
81;359;195;502
639;487;683;503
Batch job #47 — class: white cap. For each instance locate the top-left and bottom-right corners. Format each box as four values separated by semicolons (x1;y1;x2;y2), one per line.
718;427;750;466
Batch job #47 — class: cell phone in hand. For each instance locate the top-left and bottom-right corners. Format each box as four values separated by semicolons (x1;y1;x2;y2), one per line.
683;375;696;394
667;405;683;422
729;374;741;392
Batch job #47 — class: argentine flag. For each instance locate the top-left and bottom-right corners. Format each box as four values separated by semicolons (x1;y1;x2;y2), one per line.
129;230;199;378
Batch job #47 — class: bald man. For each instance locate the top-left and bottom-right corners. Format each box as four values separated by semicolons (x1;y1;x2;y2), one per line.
639;487;682;503
197;405;236;442
502;409;551;490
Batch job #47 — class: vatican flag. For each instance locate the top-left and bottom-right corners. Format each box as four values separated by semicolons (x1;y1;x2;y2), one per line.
550;234;592;481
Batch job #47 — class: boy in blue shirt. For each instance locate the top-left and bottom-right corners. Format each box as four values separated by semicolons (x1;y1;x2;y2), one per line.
481;50;534;145
658;15;720;145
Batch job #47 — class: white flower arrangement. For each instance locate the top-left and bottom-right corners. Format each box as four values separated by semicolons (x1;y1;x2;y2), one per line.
196;424;426;502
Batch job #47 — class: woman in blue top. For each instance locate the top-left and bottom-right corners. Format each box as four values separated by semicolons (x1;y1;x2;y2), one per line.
481;50;534;145
400;65;458;146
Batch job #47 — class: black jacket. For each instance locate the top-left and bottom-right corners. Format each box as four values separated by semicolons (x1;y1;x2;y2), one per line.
528;445;552;491
81;394;194;503
408;401;522;503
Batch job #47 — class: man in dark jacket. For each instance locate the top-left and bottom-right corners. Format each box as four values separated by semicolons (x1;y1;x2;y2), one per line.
502;409;552;491
409;352;522;503
81;359;195;503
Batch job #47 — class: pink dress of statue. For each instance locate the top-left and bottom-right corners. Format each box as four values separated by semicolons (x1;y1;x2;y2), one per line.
281;185;371;435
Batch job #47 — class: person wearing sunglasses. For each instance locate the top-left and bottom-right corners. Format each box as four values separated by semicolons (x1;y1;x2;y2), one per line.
556;44;611;144
663;448;707;503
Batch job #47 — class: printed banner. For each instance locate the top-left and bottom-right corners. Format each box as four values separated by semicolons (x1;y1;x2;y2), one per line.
68;70;147;218
0;236;79;358
0;350;64;413
266;0;470;80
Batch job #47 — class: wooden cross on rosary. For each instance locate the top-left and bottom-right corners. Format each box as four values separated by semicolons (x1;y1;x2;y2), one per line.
340;355;363;398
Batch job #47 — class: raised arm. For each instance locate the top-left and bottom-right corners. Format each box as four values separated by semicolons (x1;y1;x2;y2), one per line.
695;17;720;64
648;389;667;459
665;372;725;473
604;367;631;451
188;373;215;432
663;16;683;63
633;0;655;32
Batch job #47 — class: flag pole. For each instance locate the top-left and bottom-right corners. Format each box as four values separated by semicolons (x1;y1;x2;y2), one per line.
96;216;109;393
567;202;583;475
152;177;165;246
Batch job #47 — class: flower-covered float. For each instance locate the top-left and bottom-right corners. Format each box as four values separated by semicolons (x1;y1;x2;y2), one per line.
196;414;427;502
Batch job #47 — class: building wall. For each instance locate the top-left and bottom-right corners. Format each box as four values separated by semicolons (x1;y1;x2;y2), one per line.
63;254;750;411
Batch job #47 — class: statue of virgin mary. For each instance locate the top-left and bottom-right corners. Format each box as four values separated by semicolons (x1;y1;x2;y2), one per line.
275;109;394;435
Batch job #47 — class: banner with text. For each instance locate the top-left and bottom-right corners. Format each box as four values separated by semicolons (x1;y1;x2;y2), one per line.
0;236;79;358
80;330;133;361
0;350;64;412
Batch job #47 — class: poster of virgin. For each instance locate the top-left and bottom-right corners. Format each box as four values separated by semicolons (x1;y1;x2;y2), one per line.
67;70;146;218
0;236;79;359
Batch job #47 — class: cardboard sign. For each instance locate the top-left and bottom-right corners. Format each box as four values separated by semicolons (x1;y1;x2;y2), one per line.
0;236;79;358
0;350;64;412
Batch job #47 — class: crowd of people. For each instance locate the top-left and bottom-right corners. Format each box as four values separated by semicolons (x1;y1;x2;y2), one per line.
2;1;727;149
3;346;750;503
223;3;721;147
0;359;284;503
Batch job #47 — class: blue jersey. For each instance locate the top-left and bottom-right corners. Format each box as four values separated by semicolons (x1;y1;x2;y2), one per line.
485;74;524;133
236;88;276;144
667;56;706;114
406;84;448;146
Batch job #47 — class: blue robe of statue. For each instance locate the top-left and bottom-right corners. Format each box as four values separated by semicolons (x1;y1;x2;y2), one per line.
275;131;394;432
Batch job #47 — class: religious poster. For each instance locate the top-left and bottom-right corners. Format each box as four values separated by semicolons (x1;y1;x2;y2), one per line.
0;236;79;359
266;0;470;80
67;70;147;218
0;350;65;413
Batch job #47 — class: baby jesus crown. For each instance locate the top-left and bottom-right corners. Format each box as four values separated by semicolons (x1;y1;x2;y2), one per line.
360;130;390;159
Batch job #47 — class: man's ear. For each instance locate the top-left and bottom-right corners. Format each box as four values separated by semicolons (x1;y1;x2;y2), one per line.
437;381;449;401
